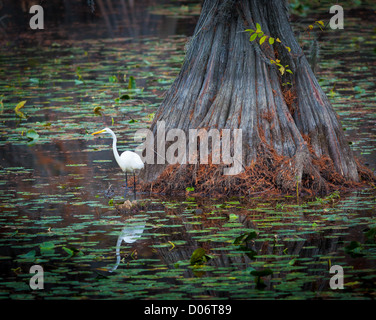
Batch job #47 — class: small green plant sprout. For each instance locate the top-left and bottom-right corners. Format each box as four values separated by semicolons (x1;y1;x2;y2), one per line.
326;190;340;202
245;24;292;76
186;186;195;192
246;23;291;52
270;59;293;76
329;83;337;98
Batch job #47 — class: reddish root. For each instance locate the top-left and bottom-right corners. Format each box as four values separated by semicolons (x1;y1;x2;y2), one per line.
140;145;374;197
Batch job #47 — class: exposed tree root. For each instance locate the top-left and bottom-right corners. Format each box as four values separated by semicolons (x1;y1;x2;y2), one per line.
276;145;328;196
140;144;374;198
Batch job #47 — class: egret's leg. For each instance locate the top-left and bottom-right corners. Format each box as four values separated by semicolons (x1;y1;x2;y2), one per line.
133;171;136;194
124;172;128;197
125;172;128;189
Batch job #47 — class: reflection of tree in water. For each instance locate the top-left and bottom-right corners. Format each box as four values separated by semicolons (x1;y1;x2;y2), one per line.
114;199;354;298
2;0;195;40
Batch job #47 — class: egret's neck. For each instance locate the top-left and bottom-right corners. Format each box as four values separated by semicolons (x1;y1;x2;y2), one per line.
110;131;122;168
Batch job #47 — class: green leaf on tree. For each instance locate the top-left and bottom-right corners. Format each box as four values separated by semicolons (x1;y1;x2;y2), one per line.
260;36;267;45
250;33;258;41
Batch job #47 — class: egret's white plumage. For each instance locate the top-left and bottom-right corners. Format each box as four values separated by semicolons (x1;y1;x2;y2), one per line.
92;127;144;193
118;150;144;173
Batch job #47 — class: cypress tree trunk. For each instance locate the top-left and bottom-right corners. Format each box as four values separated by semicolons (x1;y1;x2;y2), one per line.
139;0;372;196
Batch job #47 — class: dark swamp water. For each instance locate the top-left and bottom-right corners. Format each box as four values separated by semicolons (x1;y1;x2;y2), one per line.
0;0;375;300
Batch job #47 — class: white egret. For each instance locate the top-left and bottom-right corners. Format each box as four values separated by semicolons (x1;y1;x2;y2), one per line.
92;128;144;194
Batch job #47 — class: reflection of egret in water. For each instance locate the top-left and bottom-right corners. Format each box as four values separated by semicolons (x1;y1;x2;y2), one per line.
109;220;146;272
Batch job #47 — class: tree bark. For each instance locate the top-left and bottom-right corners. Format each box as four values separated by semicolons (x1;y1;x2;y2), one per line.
139;0;372;195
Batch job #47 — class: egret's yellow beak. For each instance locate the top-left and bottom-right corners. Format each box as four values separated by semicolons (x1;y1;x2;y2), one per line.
92;129;106;136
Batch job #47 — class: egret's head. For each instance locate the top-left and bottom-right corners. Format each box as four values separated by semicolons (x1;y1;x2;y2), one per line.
92;128;111;136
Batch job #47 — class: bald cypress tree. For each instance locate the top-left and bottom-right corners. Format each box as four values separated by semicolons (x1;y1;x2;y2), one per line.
139;0;373;196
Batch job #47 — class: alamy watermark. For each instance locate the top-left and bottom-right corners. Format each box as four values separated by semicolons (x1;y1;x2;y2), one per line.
29;264;345;290
330;5;344;30
329;265;344;290
29;5;44;30
134;121;243;176
28;4;344;31
29;265;44;290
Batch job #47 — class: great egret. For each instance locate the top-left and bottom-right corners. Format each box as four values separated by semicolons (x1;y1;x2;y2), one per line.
91;128;144;194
